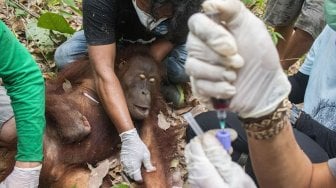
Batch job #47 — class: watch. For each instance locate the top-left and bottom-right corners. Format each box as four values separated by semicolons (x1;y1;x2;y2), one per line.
290;104;302;127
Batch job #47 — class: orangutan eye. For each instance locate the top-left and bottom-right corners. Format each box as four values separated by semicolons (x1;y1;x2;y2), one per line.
149;77;155;83
139;74;146;80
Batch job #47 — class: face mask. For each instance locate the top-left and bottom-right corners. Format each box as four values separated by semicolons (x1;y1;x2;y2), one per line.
132;0;168;31
324;0;336;31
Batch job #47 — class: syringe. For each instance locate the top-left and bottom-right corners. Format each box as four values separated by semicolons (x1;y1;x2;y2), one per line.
183;112;231;153
205;10;232;150
212;98;230;129
212;99;231;151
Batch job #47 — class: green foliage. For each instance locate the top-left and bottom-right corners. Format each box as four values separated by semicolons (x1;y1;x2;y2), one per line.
47;0;61;7
242;0;283;44
112;183;130;188
15;8;27;17
26;20;55;52
270;30;284;44
242;0;256;6
62;0;83;16
38;12;76;34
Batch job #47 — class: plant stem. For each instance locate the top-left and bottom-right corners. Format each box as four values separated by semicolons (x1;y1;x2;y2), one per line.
8;0;39;18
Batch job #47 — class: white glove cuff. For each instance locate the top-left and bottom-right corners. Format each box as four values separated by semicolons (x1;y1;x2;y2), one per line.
119;128;139;141
14;164;42;171
119;128;137;137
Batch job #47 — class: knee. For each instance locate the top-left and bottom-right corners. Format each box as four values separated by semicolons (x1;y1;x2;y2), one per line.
165;45;189;84
54;44;71;69
167;68;189;84
54;30;87;69
0;117;17;144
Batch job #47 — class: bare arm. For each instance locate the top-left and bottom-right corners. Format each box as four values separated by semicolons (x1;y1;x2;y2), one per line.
149;39;174;62
88;43;134;133
248;119;336;188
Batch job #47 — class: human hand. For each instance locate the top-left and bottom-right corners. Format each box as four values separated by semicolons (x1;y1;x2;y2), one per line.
185;129;256;188
0;163;42;188
185;0;291;119
119;128;156;182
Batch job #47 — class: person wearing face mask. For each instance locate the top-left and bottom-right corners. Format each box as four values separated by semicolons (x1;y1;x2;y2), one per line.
53;0;203;182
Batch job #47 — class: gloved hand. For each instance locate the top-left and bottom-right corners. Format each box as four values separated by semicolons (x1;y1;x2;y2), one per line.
185;0;291;118
185;129;256;188
0;165;42;188
119;128;156;182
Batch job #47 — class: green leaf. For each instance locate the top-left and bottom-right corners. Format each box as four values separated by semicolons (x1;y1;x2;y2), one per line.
37;12;75;34
58;10;73;18
242;0;256;6
26;19;56;54
15;8;27;17
112;183;129;188
5;0;19;8
69;6;83;16
47;0;60;6
63;0;76;7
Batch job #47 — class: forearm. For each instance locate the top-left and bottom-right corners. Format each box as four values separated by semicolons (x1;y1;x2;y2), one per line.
0;21;45;162
88;44;134;133
149;39;174;62
95;74;134;133
248;119;336;187
248;120;312;188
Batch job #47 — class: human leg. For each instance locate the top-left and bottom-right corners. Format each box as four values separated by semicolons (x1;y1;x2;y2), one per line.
263;0;304;62
0;86;16;146
54;30;88;69
163;44;189;84
281;0;325;69
280;28;313;69
274;25;294;58
161;44;189;108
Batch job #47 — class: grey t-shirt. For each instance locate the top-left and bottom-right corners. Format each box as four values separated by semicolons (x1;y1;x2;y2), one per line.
328;158;336;177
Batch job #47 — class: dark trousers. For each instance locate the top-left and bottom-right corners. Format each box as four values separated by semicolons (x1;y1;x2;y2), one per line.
186;111;329;185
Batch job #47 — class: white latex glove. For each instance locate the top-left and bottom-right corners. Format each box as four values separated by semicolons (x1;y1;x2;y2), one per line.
0;165;42;188
185;130;256;188
119;128;156;182
185;0;291;118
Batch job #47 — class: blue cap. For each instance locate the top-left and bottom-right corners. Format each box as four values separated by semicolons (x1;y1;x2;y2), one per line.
216;130;231;152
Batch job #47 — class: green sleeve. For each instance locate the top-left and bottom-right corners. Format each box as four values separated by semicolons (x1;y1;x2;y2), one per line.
0;20;45;162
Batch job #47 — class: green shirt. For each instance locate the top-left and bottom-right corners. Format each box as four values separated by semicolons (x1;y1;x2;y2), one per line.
0;20;45;162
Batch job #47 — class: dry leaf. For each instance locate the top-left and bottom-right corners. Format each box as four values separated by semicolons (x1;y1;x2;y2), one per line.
88;159;113;188
157;111;171;130
62;79;72;93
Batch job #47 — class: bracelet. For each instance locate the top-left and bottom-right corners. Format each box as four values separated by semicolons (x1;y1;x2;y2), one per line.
241;99;291;140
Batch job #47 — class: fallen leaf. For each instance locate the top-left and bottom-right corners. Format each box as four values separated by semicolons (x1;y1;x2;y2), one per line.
88;159;113;188
157;111;171;130
62;79;72;93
